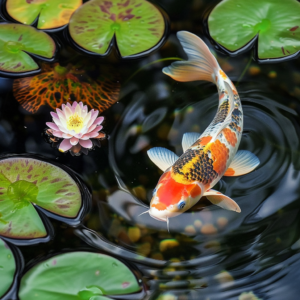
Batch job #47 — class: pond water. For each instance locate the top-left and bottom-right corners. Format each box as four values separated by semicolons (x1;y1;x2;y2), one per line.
0;0;300;299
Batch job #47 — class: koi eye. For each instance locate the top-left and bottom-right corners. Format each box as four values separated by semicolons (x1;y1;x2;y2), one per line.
178;200;186;209
152;188;157;196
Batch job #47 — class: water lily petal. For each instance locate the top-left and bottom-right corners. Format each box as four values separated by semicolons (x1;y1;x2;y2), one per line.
94;116;104;125
71;101;77;113
91;125;103;133
50;112;59;120
62;133;73;138
75;102;82;117
64;105;73;119
83;111;92;124
87;131;99;138
80;134;90;140
87;124;96;133
74;133;83;139
81;105;88;119
52;131;63;138
59;139;73;152
56;108;67;123
79;139;93;149
70;137;79;145
87;110;99;128
46;122;59;131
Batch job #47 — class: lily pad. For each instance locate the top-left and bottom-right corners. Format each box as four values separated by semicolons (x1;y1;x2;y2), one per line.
19;252;142;300
0;238;16;298
13;62;120;113
208;0;300;61
6;0;82;30
0;23;55;74
69;0;166;58
0;156;82;241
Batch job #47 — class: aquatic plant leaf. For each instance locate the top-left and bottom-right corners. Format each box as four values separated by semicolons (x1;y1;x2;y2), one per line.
6;0;82;30
19;252;141;300
208;0;300;60
69;0;165;57
0;238;16;298
0;157;81;239
0;24;55;73
13;63;120;113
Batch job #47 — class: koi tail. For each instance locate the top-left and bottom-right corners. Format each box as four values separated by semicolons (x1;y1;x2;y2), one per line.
163;31;220;83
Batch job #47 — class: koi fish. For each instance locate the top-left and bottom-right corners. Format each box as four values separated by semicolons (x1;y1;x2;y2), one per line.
145;31;259;228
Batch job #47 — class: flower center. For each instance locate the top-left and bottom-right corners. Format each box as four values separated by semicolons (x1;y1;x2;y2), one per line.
67;113;84;133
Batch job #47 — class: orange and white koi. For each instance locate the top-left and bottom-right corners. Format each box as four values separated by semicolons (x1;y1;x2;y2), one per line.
145;31;259;228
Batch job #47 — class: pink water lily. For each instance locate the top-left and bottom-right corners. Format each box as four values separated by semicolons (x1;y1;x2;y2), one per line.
46;102;104;153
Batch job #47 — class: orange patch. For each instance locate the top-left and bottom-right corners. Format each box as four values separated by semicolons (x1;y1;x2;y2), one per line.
209;140;229;175
219;69;227;80
224;168;235;176
223;128;237;147
190;184;202;198
152;202;167;211
199;136;212;147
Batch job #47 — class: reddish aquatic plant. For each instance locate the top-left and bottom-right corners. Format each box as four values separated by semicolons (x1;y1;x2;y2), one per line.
13;62;120;113
46;101;105;155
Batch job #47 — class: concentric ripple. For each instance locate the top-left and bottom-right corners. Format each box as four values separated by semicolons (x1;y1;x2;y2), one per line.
77;80;300;299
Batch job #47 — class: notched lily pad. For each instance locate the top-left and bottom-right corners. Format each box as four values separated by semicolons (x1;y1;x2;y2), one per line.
0;238;16;298
6;0;82;30
69;0;166;58
0;23;55;74
19;252;143;300
0;156;84;242
208;0;300;61
13;62;120;113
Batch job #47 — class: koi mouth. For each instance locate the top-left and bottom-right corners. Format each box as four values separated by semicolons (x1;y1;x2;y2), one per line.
149;212;167;222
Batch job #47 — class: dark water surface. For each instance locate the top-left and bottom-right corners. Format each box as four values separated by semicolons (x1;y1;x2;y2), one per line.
1;0;300;299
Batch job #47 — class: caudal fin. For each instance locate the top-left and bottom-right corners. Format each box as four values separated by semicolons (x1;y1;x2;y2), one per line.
163;31;220;83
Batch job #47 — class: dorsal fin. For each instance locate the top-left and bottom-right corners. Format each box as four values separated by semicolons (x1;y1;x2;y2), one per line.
147;147;179;172
182;132;201;152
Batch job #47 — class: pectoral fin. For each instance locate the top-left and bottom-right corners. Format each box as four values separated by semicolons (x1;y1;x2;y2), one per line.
203;189;241;213
224;150;260;176
182;132;201;152
147;147;179;172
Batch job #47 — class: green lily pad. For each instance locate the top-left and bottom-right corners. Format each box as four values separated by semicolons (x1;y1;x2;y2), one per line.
0;238;16;298
6;0;82;30
19;252;141;300
208;0;300;60
69;0;166;58
0;23;55;73
0;156;82;240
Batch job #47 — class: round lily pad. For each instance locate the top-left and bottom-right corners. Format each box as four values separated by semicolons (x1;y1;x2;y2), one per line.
208;0;300;61
0;23;55;74
19;252;142;300
6;0;82;30
69;0;166;58
0;156;83;241
0;238;16;298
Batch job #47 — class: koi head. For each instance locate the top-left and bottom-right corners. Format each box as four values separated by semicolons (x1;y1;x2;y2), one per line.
149;170;203;222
